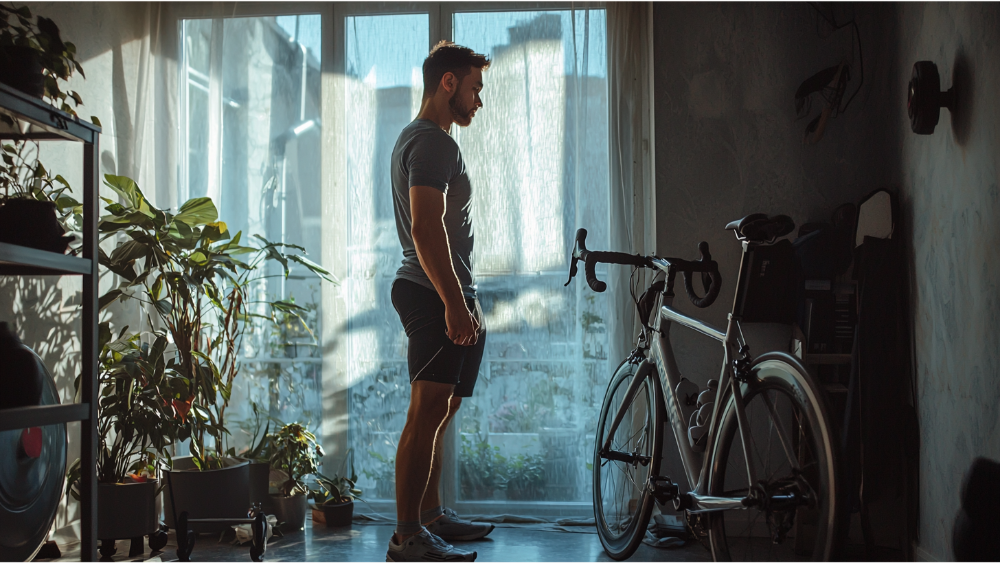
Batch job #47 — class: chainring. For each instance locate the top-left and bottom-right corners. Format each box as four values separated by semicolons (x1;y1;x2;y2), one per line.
0;348;67;561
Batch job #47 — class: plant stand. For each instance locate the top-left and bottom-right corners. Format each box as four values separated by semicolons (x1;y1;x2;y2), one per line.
0;81;100;561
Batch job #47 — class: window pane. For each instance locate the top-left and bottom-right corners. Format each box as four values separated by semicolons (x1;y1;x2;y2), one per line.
453;10;609;505
180;14;324;449
343;14;429;501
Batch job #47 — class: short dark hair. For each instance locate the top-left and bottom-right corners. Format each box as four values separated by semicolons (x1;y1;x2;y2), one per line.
422;41;490;96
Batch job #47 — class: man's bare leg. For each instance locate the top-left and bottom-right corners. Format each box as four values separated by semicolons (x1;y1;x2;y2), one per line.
420;396;462;514
394;381;455;543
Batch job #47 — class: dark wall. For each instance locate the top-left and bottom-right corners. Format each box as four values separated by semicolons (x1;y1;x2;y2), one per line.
650;3;903;521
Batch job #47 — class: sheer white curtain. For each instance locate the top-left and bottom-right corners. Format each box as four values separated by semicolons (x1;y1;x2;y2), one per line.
606;2;656;367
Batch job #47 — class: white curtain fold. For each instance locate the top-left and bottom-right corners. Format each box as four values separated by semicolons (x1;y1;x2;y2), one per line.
606;2;656;367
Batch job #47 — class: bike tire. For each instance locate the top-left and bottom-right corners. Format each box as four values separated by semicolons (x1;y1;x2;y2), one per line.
593;359;664;560
707;352;839;561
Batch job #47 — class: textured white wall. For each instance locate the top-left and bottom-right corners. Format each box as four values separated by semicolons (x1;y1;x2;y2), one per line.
896;3;1000;561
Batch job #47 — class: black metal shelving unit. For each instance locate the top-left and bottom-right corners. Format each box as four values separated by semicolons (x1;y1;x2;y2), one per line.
0;81;100;561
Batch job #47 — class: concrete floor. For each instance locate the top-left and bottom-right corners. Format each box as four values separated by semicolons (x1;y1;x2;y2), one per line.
46;519;715;562
43;515;894;562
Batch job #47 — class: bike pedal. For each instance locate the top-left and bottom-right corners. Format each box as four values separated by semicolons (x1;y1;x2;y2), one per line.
647;476;679;505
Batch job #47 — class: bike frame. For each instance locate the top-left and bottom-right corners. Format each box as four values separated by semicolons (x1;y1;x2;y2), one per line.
601;248;798;514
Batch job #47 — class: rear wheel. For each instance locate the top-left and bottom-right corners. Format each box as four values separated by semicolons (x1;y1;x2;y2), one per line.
708;353;838;561
593;360;664;560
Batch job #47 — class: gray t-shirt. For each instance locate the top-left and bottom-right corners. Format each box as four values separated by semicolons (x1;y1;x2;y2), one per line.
391;119;476;298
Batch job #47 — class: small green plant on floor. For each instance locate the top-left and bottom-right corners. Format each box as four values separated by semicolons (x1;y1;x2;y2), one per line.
310;450;362;506
268;422;323;497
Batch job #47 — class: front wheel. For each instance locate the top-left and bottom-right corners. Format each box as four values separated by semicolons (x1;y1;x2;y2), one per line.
593;360;664;560
708;353;839;561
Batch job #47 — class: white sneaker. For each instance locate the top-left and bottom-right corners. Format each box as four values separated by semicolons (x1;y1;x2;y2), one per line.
425;508;495;541
386;528;478;562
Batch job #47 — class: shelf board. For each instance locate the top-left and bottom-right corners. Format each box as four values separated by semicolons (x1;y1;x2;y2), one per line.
0;403;90;431
0;241;92;275
0;82;100;143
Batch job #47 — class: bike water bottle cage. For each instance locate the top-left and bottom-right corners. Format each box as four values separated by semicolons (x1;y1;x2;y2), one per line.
726;213;795;243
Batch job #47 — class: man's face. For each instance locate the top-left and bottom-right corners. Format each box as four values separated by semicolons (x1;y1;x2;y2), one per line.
448;66;484;127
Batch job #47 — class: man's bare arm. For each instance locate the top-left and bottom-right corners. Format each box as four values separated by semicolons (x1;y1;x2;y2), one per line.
409;185;479;346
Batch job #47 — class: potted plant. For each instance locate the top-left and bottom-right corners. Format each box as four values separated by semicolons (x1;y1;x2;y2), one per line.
95;174;335;531
66;326;180;556
0;4;85;109
0;5;94;254
267;422;322;531
309;451;362;527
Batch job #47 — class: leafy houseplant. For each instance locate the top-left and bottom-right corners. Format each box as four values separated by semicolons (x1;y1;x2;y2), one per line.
64;325;181;550
97;174;334;470
0;4;87;111
267;422;322;530
268;422;323;497
66;326;181;489
309;451;362;527
0;5;93;253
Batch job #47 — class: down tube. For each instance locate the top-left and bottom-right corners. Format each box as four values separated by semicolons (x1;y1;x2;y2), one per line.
648;324;702;489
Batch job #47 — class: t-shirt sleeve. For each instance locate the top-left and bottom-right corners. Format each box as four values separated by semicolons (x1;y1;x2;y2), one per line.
406;132;460;194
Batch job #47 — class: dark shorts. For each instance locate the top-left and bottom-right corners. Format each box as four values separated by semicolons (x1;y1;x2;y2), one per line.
391;279;486;398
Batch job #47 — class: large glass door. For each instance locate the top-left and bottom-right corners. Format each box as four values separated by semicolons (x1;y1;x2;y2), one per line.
340;5;610;516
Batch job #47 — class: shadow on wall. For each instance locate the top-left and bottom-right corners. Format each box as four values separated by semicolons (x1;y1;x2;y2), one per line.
950;47;974;147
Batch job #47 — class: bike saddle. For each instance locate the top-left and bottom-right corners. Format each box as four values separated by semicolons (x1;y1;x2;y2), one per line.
725;214;795;242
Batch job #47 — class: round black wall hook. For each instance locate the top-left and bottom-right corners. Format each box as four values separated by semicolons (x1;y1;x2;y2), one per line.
908;61;956;134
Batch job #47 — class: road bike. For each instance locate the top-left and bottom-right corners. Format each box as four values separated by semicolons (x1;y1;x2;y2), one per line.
567;214;839;561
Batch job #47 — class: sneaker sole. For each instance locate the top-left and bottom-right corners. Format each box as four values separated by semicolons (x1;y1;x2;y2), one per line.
437;524;495;542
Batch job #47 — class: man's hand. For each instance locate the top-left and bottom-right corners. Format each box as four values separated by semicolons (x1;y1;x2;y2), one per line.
445;303;480;346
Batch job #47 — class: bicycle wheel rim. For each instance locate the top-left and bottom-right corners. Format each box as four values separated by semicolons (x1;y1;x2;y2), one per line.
708;357;837;562
593;361;662;559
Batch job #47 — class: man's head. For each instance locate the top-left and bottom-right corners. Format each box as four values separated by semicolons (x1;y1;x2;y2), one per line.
422;41;490;127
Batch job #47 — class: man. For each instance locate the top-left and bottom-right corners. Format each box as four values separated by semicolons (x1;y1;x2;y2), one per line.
386;41;492;562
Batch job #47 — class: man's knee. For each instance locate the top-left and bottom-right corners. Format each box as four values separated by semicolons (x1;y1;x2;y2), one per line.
408;381;455;422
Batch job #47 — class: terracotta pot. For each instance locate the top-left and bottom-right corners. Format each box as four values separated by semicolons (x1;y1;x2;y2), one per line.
269;494;307;531
97;481;159;540
163;457;250;533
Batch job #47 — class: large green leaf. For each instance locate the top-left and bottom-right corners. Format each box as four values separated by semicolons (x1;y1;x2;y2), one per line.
109;240;147;266
288;254;338;284
104;174;155;217
98;289;123;312
175;197;218;227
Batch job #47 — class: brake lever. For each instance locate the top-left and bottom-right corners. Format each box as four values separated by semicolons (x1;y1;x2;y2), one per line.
564;257;578;287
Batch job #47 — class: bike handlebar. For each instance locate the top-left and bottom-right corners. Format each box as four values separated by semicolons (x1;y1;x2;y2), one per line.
565;228;723;309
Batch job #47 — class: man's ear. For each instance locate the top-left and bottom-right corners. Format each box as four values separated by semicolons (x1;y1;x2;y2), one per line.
440;71;458;94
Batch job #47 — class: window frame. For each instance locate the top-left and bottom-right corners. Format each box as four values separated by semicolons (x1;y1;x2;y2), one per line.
171;1;609;518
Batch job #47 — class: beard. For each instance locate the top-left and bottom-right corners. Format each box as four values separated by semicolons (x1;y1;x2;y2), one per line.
449;90;476;127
